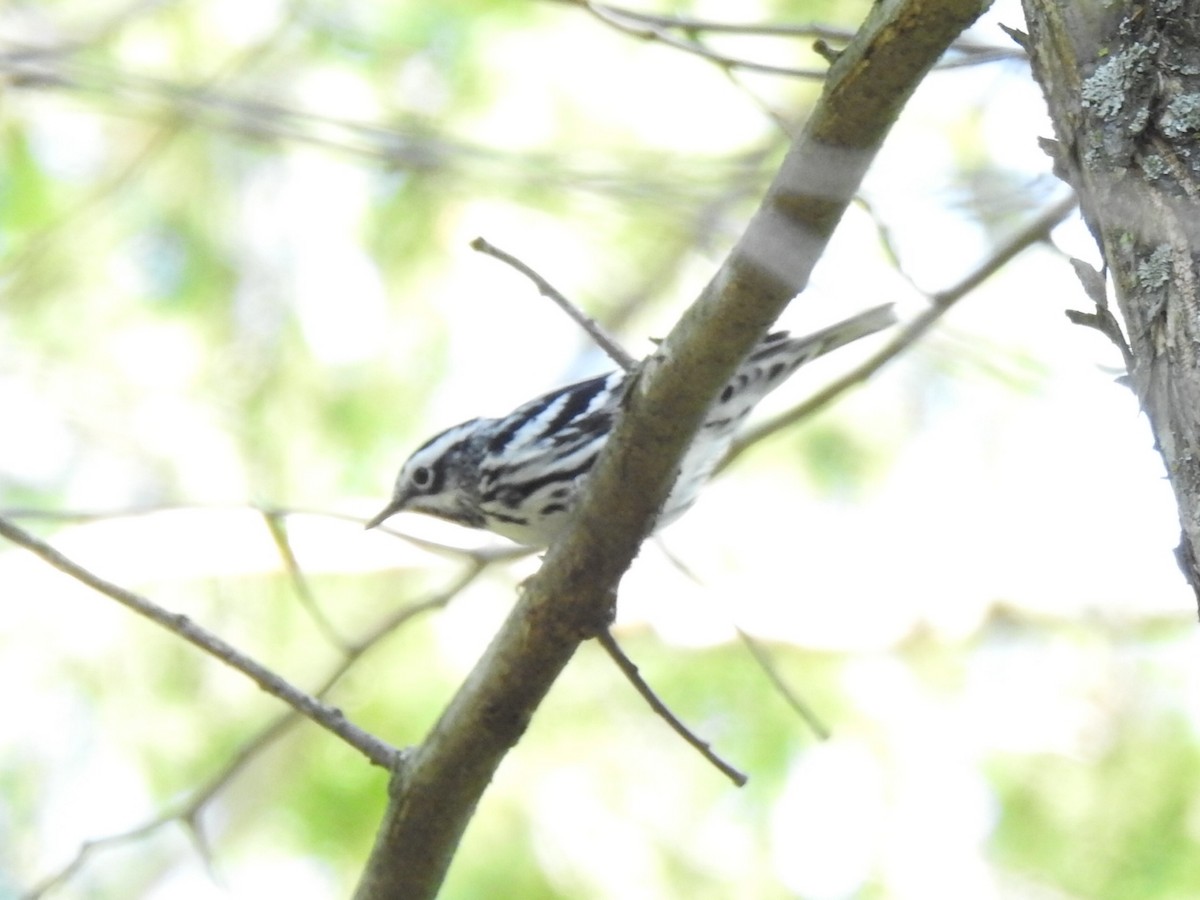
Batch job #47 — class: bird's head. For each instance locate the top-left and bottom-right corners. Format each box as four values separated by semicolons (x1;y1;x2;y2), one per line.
365;420;487;531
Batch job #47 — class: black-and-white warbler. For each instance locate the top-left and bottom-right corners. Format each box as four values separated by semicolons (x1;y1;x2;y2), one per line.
367;304;895;546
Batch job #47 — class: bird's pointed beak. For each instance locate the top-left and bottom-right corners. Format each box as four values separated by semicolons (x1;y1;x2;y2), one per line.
365;497;406;530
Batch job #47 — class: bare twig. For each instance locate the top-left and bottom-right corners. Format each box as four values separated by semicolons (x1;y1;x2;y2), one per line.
558;0;1023;57
0;48;756;209
578;2;830;79
563;0;1023;75
0;502;534;572
853;194;919;290
720;191;1079;471
22;708;301;900
23;810;176;900
734;628;830;739
551;2;861;40
470;236;635;370
596;630;747;786
0;503;532;566
261;509;351;651
1064;257;1135;373
364;517;535;563
925;194;1079;305
0;515;398;768
653;538;829;738
24;560;489;899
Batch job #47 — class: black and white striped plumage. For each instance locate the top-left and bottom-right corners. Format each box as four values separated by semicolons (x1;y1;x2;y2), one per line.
367;304;894;546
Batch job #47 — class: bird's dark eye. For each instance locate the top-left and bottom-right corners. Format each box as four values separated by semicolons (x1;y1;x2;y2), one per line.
411;466;432;489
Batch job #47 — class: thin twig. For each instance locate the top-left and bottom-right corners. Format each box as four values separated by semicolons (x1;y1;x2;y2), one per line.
0;515;398;768
24;561;488;899
720;191;1079;471
470;236;636;370
564;0;1023;75
364;517;536;563
927;194;1079;305
554;2;861;40
1064;257;1135;372
580;2;830;79
0;502;534;568
23;812;174;900
735;628;830;740
853;194;919;291
2;47;754;207
596;629;748;787
561;0;1021;54
654;538;829;739
261;509;351;651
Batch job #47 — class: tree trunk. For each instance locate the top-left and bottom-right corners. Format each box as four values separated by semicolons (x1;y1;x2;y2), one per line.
1021;1;1200;610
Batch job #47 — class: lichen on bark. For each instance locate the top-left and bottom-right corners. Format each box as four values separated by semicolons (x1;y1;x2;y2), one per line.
1022;0;1200;609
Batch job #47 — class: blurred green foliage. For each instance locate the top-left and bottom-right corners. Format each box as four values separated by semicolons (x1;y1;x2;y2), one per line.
3;1;1200;898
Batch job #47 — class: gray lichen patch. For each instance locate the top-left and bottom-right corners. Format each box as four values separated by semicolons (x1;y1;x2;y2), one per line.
1081;44;1155;119
1136;244;1174;291
1160;93;1200;138
1139;154;1169;179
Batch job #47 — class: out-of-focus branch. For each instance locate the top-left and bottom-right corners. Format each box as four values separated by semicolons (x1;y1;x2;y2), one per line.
552;2;862;40
262;509;351;651
559;0;1021;76
0;46;760;211
720;190;1079;470
734;628;831;739
0;8;303;295
576;2;830;79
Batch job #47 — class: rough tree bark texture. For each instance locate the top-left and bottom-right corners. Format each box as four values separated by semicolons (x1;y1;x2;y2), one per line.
353;0;990;897
1021;2;1200;608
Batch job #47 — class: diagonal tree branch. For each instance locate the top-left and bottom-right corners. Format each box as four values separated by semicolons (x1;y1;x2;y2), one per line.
24;561;487;899
466;241;785;784
352;1;992;897
0;515;398;768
